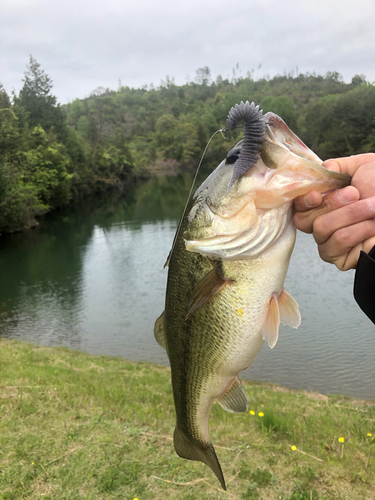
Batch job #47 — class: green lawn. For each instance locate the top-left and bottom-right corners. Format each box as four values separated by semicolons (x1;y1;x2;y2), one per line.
0;339;374;499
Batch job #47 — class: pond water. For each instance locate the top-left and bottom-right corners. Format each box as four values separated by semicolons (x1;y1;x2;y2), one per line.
0;174;374;399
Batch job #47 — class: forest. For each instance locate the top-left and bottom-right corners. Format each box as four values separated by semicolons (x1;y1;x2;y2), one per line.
0;57;374;234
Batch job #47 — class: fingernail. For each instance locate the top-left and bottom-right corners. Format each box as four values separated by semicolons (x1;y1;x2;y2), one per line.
322;160;340;172
337;186;358;204
304;193;318;208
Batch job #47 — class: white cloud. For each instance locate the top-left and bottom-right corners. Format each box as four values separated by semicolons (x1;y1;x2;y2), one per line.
1;0;374;103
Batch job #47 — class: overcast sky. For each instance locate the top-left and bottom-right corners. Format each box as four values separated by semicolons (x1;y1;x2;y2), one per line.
1;0;374;104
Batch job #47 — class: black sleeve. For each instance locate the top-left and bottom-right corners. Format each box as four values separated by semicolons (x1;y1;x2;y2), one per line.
354;246;375;324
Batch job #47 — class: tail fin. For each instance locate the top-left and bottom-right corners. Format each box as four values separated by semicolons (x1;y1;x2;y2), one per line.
173;427;226;490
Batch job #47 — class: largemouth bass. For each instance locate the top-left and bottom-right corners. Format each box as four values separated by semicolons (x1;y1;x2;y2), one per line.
154;102;350;490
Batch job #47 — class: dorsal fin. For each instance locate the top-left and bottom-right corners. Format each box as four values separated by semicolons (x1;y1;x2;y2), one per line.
217;376;248;413
185;266;232;320
154;312;166;349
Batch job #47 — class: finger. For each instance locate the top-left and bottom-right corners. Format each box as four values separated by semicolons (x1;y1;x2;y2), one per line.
313;196;375;245
294;191;323;212
294;192;322;213
323;153;375;177
321;160;340;173
294;186;359;234
343;235;375;270
318;223;375;271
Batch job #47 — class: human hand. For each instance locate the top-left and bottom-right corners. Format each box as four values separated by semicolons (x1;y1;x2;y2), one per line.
294;153;375;271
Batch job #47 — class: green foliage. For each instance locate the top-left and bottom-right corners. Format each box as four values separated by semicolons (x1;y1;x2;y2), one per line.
20;126;73;207
1;58;375;235
17;56;66;139
302;84;375;158
259;408;291;435
241;484;259;499
261;95;297;130
287;491;320;500
250;467;273;486
0;58;136;233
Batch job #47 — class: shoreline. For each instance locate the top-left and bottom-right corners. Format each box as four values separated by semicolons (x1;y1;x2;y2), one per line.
1;338;374;499
2;337;373;404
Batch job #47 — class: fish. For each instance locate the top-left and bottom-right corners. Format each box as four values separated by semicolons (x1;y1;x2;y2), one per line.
154;102;351;490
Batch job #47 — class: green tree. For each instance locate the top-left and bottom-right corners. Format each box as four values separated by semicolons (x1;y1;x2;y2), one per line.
155;114;181;160
18;56;66;138
195;67;211;86
261;95;297;130
19;126;73;208
352;74;366;86
67;98;85;128
179;122;200;163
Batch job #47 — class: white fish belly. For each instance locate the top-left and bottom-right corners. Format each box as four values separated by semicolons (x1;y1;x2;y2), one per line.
219;220;296;376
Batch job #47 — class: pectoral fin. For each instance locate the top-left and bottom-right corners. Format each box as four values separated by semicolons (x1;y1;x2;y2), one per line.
217;376;248;413
261;293;280;349
278;288;301;328
154;311;167;349
185;266;232;320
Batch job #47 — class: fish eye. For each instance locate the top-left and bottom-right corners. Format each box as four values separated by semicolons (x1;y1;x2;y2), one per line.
226;147;241;165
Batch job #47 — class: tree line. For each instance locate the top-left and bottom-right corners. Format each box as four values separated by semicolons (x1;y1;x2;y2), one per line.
1;58;374;234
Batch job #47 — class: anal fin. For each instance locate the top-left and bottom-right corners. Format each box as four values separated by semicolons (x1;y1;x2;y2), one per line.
185;265;232;320
217;376;248;413
278;288;301;328
154;311;167;349
260;293;280;349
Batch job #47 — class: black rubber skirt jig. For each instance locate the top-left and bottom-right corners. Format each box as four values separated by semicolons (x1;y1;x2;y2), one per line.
224;101;267;188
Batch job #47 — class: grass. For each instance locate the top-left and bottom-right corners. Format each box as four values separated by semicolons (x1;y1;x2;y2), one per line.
0;339;374;499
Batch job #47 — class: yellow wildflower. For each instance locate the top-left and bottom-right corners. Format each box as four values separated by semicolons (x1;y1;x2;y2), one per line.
249;410;255;415
338;437;345;443
291;445;297;451
367;433;372;437
258;412;264;417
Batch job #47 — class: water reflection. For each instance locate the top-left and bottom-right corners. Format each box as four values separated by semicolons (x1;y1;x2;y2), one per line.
0;175;374;400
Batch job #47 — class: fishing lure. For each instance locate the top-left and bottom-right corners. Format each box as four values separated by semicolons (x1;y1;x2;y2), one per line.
224;101;267;187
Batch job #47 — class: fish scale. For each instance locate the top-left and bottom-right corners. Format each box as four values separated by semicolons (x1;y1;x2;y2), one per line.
154;105;351;490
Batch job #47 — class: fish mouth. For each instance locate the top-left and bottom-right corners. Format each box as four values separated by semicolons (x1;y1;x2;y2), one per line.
185;110;351;259
265;112;322;163
254;115;351;206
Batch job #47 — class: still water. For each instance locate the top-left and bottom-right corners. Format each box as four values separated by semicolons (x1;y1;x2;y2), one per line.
0;175;374;399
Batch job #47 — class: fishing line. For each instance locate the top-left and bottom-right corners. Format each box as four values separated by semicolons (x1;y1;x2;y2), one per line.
168;127;226;260
122;123;242;413
122;127;226;413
